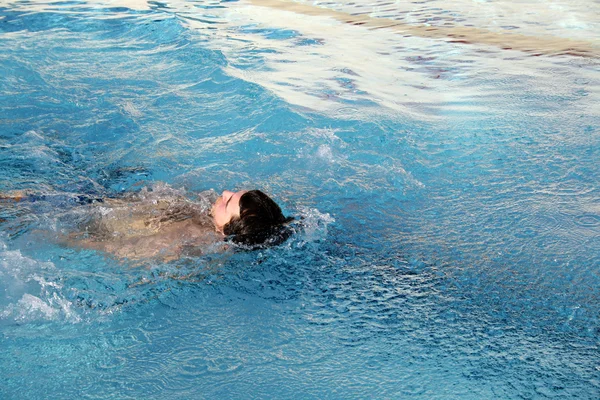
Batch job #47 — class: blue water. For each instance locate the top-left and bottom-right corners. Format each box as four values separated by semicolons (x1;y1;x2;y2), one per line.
1;0;599;398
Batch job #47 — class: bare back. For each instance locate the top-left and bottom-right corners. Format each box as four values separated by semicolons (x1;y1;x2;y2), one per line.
71;188;223;262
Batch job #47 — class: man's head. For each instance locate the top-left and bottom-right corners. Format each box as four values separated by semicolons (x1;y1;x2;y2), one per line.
212;189;292;246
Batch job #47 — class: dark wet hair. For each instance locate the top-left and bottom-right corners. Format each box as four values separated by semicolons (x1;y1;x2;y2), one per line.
223;190;293;247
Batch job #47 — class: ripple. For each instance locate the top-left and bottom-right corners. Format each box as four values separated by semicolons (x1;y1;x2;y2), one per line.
178;356;210;377
96;355;127;371
574;213;600;228
206;356;243;374
537;184;597;197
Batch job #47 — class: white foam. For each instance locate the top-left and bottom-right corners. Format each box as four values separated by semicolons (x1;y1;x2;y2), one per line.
4;293;59;321
315;145;335;163
0;240;80;323
296;206;335;243
295;128;348;167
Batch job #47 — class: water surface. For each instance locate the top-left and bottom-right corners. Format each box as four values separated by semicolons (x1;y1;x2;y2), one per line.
1;0;599;398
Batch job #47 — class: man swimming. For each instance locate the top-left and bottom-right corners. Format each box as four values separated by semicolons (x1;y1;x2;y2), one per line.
1;187;293;261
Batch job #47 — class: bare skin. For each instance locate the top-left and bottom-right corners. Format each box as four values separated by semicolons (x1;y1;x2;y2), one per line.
71;195;225;262
211;190;246;232
1;188;247;262
74;216;222;262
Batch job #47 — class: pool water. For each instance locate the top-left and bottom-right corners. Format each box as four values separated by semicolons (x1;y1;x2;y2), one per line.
1;0;599;398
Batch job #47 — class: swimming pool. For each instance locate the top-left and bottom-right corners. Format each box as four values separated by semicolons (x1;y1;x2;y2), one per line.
1;0;598;398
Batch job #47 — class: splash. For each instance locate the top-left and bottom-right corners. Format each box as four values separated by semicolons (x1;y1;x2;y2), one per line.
0;241;81;323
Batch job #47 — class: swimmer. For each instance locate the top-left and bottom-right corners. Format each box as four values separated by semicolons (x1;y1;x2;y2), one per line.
1;187;293;261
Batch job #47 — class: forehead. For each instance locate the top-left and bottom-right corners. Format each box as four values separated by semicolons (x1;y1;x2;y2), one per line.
230;190;247;205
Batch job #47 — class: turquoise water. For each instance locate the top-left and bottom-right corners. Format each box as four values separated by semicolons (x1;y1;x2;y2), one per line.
1;0;599;398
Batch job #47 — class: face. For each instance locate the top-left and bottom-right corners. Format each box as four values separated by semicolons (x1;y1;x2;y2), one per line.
211;190;247;232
